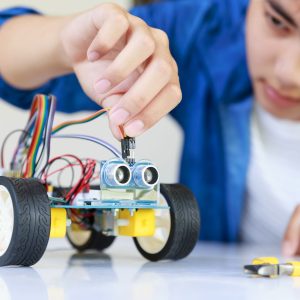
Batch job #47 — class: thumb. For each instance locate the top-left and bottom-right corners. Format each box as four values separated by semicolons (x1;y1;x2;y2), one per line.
282;205;300;256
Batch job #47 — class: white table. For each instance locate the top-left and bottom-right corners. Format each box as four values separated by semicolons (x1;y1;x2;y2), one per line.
0;238;299;300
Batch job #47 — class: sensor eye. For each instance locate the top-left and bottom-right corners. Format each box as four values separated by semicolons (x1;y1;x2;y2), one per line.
115;166;130;184
102;162;131;187
143;167;159;185
133;163;159;188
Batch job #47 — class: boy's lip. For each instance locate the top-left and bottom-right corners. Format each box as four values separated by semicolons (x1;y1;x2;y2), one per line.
263;82;300;108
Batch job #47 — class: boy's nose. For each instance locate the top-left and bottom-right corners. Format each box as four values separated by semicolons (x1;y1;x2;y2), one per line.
274;45;300;91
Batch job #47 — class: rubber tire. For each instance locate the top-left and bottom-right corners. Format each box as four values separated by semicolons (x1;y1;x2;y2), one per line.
133;183;200;261
0;176;50;266
66;228;115;252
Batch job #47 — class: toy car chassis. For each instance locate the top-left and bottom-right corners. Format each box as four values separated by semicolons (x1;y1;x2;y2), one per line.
0;94;200;266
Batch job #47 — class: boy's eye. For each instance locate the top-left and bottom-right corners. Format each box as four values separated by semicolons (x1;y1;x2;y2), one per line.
266;12;290;33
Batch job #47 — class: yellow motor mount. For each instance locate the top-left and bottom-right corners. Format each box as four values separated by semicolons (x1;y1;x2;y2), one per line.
50;208;67;238
118;209;155;237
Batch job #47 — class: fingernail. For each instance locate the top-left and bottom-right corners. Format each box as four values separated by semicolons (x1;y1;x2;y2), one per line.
283;241;296;256
124;120;145;136
110;108;130;125
87;51;100;62
94;79;111;94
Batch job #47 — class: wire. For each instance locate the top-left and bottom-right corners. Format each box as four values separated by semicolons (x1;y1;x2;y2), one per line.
42;157;76;188
11;112;37;169
24;95;50;177
2;94;123;217
52;108;109;135
35;95;56;173
41;154;84;183
119;125;126;139
57;162;76;188
52;134;122;158
41;154;97;210
0;129;30;169
66;158;97;228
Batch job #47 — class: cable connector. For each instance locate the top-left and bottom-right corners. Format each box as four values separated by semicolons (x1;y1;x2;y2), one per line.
121;137;136;165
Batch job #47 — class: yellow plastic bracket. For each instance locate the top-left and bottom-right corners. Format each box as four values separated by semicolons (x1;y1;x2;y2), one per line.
252;257;279;265
50;208;67;238
287;261;300;277
118;209;155;237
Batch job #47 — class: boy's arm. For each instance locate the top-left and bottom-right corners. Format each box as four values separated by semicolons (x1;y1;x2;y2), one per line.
0;8;98;112
0;14;72;89
0;4;181;139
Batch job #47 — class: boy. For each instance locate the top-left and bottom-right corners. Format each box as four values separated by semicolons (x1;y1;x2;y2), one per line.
0;0;299;256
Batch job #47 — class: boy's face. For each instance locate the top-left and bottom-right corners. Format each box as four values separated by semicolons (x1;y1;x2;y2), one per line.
247;0;300;120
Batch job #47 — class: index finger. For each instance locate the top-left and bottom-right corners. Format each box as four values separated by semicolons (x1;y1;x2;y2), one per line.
87;11;129;61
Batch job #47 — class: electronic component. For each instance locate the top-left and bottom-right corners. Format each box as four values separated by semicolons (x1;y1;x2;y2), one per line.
121;137;136;165
132;161;159;188
100;159;132;187
100;158;160;190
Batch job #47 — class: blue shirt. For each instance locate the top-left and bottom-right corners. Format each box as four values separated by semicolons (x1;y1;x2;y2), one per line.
0;0;253;242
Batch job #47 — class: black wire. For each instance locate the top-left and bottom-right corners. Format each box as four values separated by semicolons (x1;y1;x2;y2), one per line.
42;157;75;189
34;122;49;175
67;164;88;203
0;129;30;169
57;158;75;188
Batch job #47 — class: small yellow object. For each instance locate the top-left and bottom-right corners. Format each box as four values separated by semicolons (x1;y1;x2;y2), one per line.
50;208;67;238
252;257;279;265
118;209;155;237
47;185;53;193
287;261;300;277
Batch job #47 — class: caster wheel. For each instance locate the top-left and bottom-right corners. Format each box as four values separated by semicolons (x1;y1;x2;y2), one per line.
66;225;115;252
133;183;200;261
0;176;50;266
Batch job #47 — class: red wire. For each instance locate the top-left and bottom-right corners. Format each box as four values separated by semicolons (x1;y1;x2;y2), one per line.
42;155;97;223
43;163;80;180
42;154;84;183
67;159;96;203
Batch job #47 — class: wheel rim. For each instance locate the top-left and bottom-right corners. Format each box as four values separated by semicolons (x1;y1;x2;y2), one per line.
67;226;92;247
0;185;14;256
136;193;171;254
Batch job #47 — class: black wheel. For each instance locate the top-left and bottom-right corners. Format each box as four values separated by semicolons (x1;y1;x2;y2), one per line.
133;183;200;261
0;176;50;266
66;225;115;252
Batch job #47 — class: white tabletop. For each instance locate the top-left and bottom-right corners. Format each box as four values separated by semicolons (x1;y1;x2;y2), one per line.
0;238;299;300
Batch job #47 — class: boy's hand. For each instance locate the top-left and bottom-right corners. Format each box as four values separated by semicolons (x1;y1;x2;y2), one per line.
61;3;181;139
282;205;300;256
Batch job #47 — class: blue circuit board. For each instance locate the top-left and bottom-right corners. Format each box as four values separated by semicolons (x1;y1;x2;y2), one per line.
50;198;169;210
